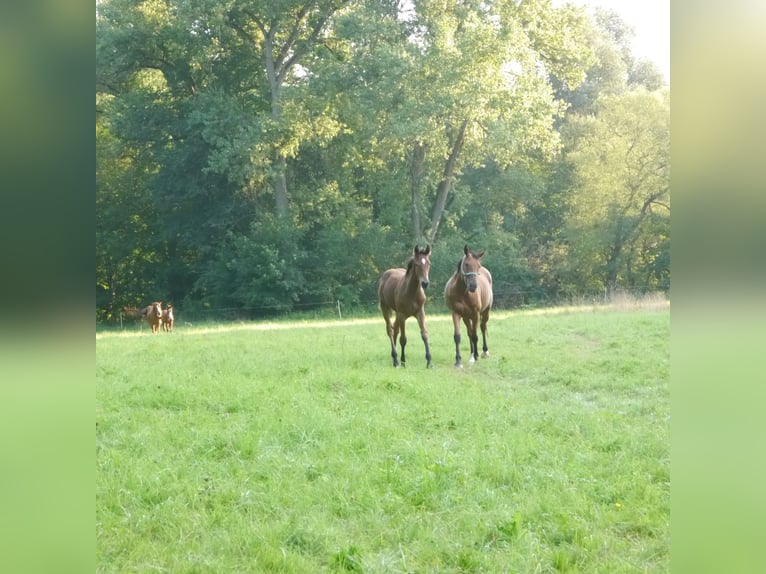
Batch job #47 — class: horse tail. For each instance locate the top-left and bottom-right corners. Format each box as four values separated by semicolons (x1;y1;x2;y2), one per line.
481;268;494;310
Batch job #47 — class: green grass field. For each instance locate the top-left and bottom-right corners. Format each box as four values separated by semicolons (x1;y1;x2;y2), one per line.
97;304;669;573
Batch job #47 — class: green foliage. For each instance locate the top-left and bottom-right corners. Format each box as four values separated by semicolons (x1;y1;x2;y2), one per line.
194;181;396;316
565;88;670;293
96;96;164;318
96;0;669;318
97;307;669;572
196;214;307;315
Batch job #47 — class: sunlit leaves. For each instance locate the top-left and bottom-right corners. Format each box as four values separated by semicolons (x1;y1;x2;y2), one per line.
96;0;668;312
565;88;670;291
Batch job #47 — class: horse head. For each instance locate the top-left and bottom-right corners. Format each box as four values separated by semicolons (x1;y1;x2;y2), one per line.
411;245;431;289
461;245;484;293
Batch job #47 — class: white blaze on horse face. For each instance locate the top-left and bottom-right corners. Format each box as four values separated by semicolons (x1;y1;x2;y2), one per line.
421;257;426;265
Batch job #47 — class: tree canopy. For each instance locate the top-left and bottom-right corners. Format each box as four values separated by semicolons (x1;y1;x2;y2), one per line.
97;0;669;320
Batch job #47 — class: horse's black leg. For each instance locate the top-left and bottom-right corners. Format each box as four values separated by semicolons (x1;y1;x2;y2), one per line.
395;320;404;367
399;323;407;367
468;321;479;363
451;314;463;367
391;339;399;367
480;316;489;358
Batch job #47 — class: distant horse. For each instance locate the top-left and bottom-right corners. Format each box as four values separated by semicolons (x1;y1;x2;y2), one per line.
121;306;148;330
378;245;433;367
444;245;493;367
162;304;174;332
145;301;163;333
121;306;143;322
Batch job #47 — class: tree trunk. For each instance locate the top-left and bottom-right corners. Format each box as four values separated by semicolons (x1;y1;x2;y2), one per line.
427;119;468;244
273;156;289;217
605;192;667;292
263;31;289;217
604;243;622;294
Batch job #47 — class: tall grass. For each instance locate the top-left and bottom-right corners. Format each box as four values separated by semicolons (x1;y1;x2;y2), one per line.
97;307;669;573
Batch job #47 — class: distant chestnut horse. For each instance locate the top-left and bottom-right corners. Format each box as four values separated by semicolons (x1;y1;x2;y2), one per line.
444;245;493;367
162;304;174;332
121;306;143;323
378;245;433;367
145;301;163;333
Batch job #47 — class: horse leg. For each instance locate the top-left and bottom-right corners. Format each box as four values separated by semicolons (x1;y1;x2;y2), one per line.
452;313;463;368
467;314;479;363
398;314;407;367
480;308;490;358
416;309;432;368
382;308;400;366
470;331;479;363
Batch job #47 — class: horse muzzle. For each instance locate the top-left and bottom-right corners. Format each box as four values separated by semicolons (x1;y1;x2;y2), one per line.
421;279;430;289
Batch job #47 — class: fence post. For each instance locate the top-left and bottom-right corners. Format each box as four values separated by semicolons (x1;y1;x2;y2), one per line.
337;300;342;320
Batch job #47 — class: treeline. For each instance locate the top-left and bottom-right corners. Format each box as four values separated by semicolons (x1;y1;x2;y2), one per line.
96;0;669;322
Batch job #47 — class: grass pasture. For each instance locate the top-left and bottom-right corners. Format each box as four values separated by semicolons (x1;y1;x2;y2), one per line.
96;305;669;573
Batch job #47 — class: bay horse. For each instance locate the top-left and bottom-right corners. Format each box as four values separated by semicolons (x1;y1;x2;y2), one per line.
377;245;433;367
444;245;493;367
162;304;174;332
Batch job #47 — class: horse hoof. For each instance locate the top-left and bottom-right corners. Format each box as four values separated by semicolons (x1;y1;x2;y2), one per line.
469;357;476;364
482;351;490;358
455;363;463;368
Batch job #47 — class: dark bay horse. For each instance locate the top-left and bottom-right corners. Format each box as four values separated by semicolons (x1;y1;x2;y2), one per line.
378;245;433;367
444;245;493;367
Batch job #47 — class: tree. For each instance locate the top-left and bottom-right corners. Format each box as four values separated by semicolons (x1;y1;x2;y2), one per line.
553;7;667;115
223;0;355;216
330;0;593;244
97;0;357;220
95;0;669;316
96;95;163;317
565;88;670;293
96;0;361;313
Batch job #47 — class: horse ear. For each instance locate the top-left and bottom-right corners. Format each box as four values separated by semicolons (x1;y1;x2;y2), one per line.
464;244;469;255
476;250;485;259
413;245;420;255
423;245;430;255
